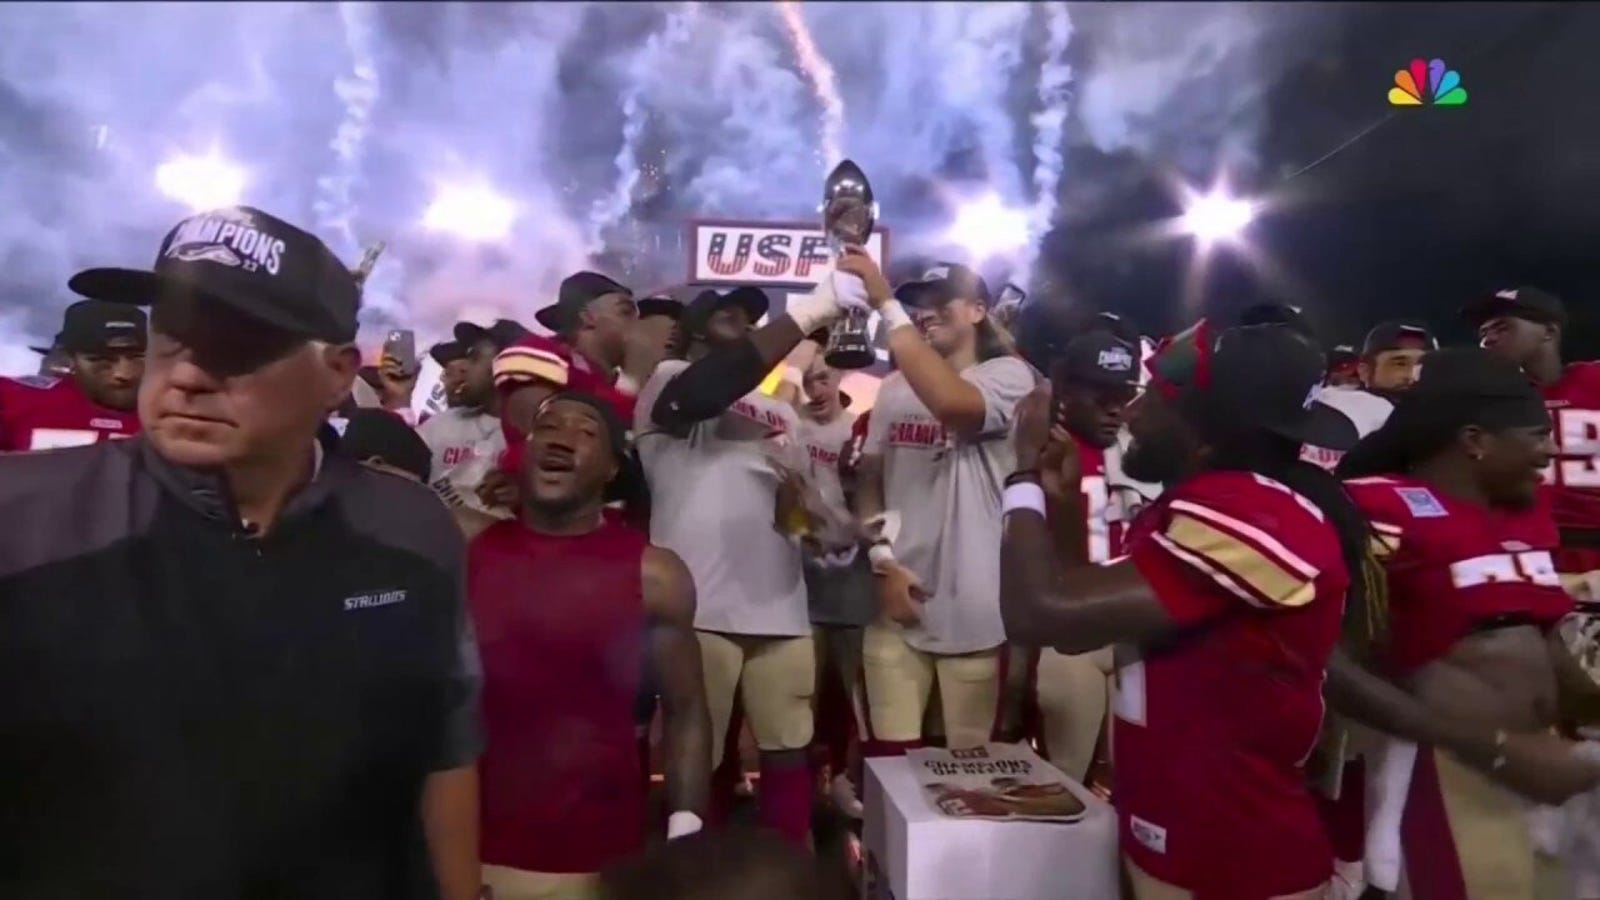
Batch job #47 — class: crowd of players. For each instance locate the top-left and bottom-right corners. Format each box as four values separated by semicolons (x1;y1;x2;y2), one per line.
1;201;1599;900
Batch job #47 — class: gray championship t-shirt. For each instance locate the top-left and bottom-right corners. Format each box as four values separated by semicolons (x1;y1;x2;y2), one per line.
865;356;1036;654
416;407;510;519
798;410;874;627
635;360;810;637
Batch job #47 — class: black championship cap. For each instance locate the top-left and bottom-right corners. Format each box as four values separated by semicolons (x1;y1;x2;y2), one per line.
1055;331;1140;390
1461;286;1568;329
1202;322;1327;444
68;206;360;343
535;271;633;332
453;318;531;352
1362;321;1437;357
338;408;433;483
427;340;467;367
56;300;147;353
893;262;992;308
681;286;770;333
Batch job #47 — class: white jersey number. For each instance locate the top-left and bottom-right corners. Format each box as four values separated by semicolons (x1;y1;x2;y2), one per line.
1448;550;1562;590
1083;475;1110;564
1548;409;1600;488
29;428;99;450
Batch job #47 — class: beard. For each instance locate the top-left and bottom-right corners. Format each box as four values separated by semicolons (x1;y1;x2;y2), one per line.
1123;428;1190;485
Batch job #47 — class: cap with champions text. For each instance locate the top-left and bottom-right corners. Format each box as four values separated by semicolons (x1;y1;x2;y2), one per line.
1461;286;1567;329
1054;331;1141;390
68;205;361;343
893;262;992;308
454;319;531;353
57;299;147;353
535;271;633;333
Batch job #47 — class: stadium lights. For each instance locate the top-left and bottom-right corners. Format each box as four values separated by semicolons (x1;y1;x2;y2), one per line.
945;192;1031;261
422;183;518;242
1177;186;1257;245
154;152;247;212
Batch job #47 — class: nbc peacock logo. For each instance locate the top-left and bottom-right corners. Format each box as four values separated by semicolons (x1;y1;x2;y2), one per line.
1388;58;1468;106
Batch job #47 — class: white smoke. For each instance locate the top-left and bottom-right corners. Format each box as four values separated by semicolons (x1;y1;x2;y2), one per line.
0;1;1337;374
1022;2;1075;279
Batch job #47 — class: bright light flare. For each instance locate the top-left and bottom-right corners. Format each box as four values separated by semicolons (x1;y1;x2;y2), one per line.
422;183;518;242
1179;190;1256;243
945;192;1030;261
154;151;247;212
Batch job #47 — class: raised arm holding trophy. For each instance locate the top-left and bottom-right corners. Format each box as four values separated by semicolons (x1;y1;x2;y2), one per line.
821;160;880;370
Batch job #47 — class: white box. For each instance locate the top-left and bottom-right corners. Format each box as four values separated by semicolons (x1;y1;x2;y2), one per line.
862;756;1120;900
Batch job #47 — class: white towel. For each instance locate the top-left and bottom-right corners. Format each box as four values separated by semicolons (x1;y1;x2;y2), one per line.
1364;738;1418;892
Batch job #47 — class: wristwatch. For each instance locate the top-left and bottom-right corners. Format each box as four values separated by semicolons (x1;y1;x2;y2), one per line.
1005;469;1042;488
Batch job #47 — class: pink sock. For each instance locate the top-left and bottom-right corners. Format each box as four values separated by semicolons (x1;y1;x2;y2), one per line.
758;754;814;848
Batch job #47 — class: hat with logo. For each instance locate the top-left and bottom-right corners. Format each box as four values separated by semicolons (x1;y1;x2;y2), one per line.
1362;321;1438;357
1461;286;1568;329
1055;331;1141;390
535;271;633;333
68;206;360;343
453;318;531;352
427;340;467;367
56;300;147;353
893;262;992;308
681;286;770;334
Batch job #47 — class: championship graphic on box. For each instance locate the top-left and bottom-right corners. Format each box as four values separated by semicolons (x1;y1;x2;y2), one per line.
909;743;1087;822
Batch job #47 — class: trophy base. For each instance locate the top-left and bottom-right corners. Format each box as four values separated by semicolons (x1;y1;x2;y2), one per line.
824;345;877;371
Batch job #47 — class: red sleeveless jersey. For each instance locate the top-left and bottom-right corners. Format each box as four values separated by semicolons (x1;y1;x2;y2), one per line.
467;516;650;873
1119;469;1347;898
0;375;139;452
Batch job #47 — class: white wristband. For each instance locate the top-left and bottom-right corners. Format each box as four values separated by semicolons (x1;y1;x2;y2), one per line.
666;810;704;840
867;542;897;571
1002;483;1048;518
878;299;914;333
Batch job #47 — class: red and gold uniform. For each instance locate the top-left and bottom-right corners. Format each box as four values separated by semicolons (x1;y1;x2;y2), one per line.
1539;361;1600;574
1347;475;1574;899
0;375;139;452
1119;469;1348;898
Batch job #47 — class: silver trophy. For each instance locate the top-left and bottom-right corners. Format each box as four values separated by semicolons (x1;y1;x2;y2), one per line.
821;160;878;370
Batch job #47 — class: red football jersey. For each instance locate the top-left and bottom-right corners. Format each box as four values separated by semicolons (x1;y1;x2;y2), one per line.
1119;469;1347;897
0;375;140;452
1539;361;1600;571
1346;475;1573;675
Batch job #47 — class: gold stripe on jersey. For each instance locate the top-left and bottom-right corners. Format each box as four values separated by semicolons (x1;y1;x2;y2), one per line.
1368;521;1403;560
493;347;569;387
1165;512;1319;609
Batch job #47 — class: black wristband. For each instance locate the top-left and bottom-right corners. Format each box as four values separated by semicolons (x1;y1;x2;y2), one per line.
1005;469;1042;488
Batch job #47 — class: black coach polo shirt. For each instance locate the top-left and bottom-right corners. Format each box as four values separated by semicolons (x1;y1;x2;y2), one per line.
0;430;482;899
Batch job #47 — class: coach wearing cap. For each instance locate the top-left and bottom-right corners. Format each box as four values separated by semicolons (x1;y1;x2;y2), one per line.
0;206;483;900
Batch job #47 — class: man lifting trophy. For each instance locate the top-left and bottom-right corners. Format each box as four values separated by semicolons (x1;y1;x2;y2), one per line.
821;160;879;370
